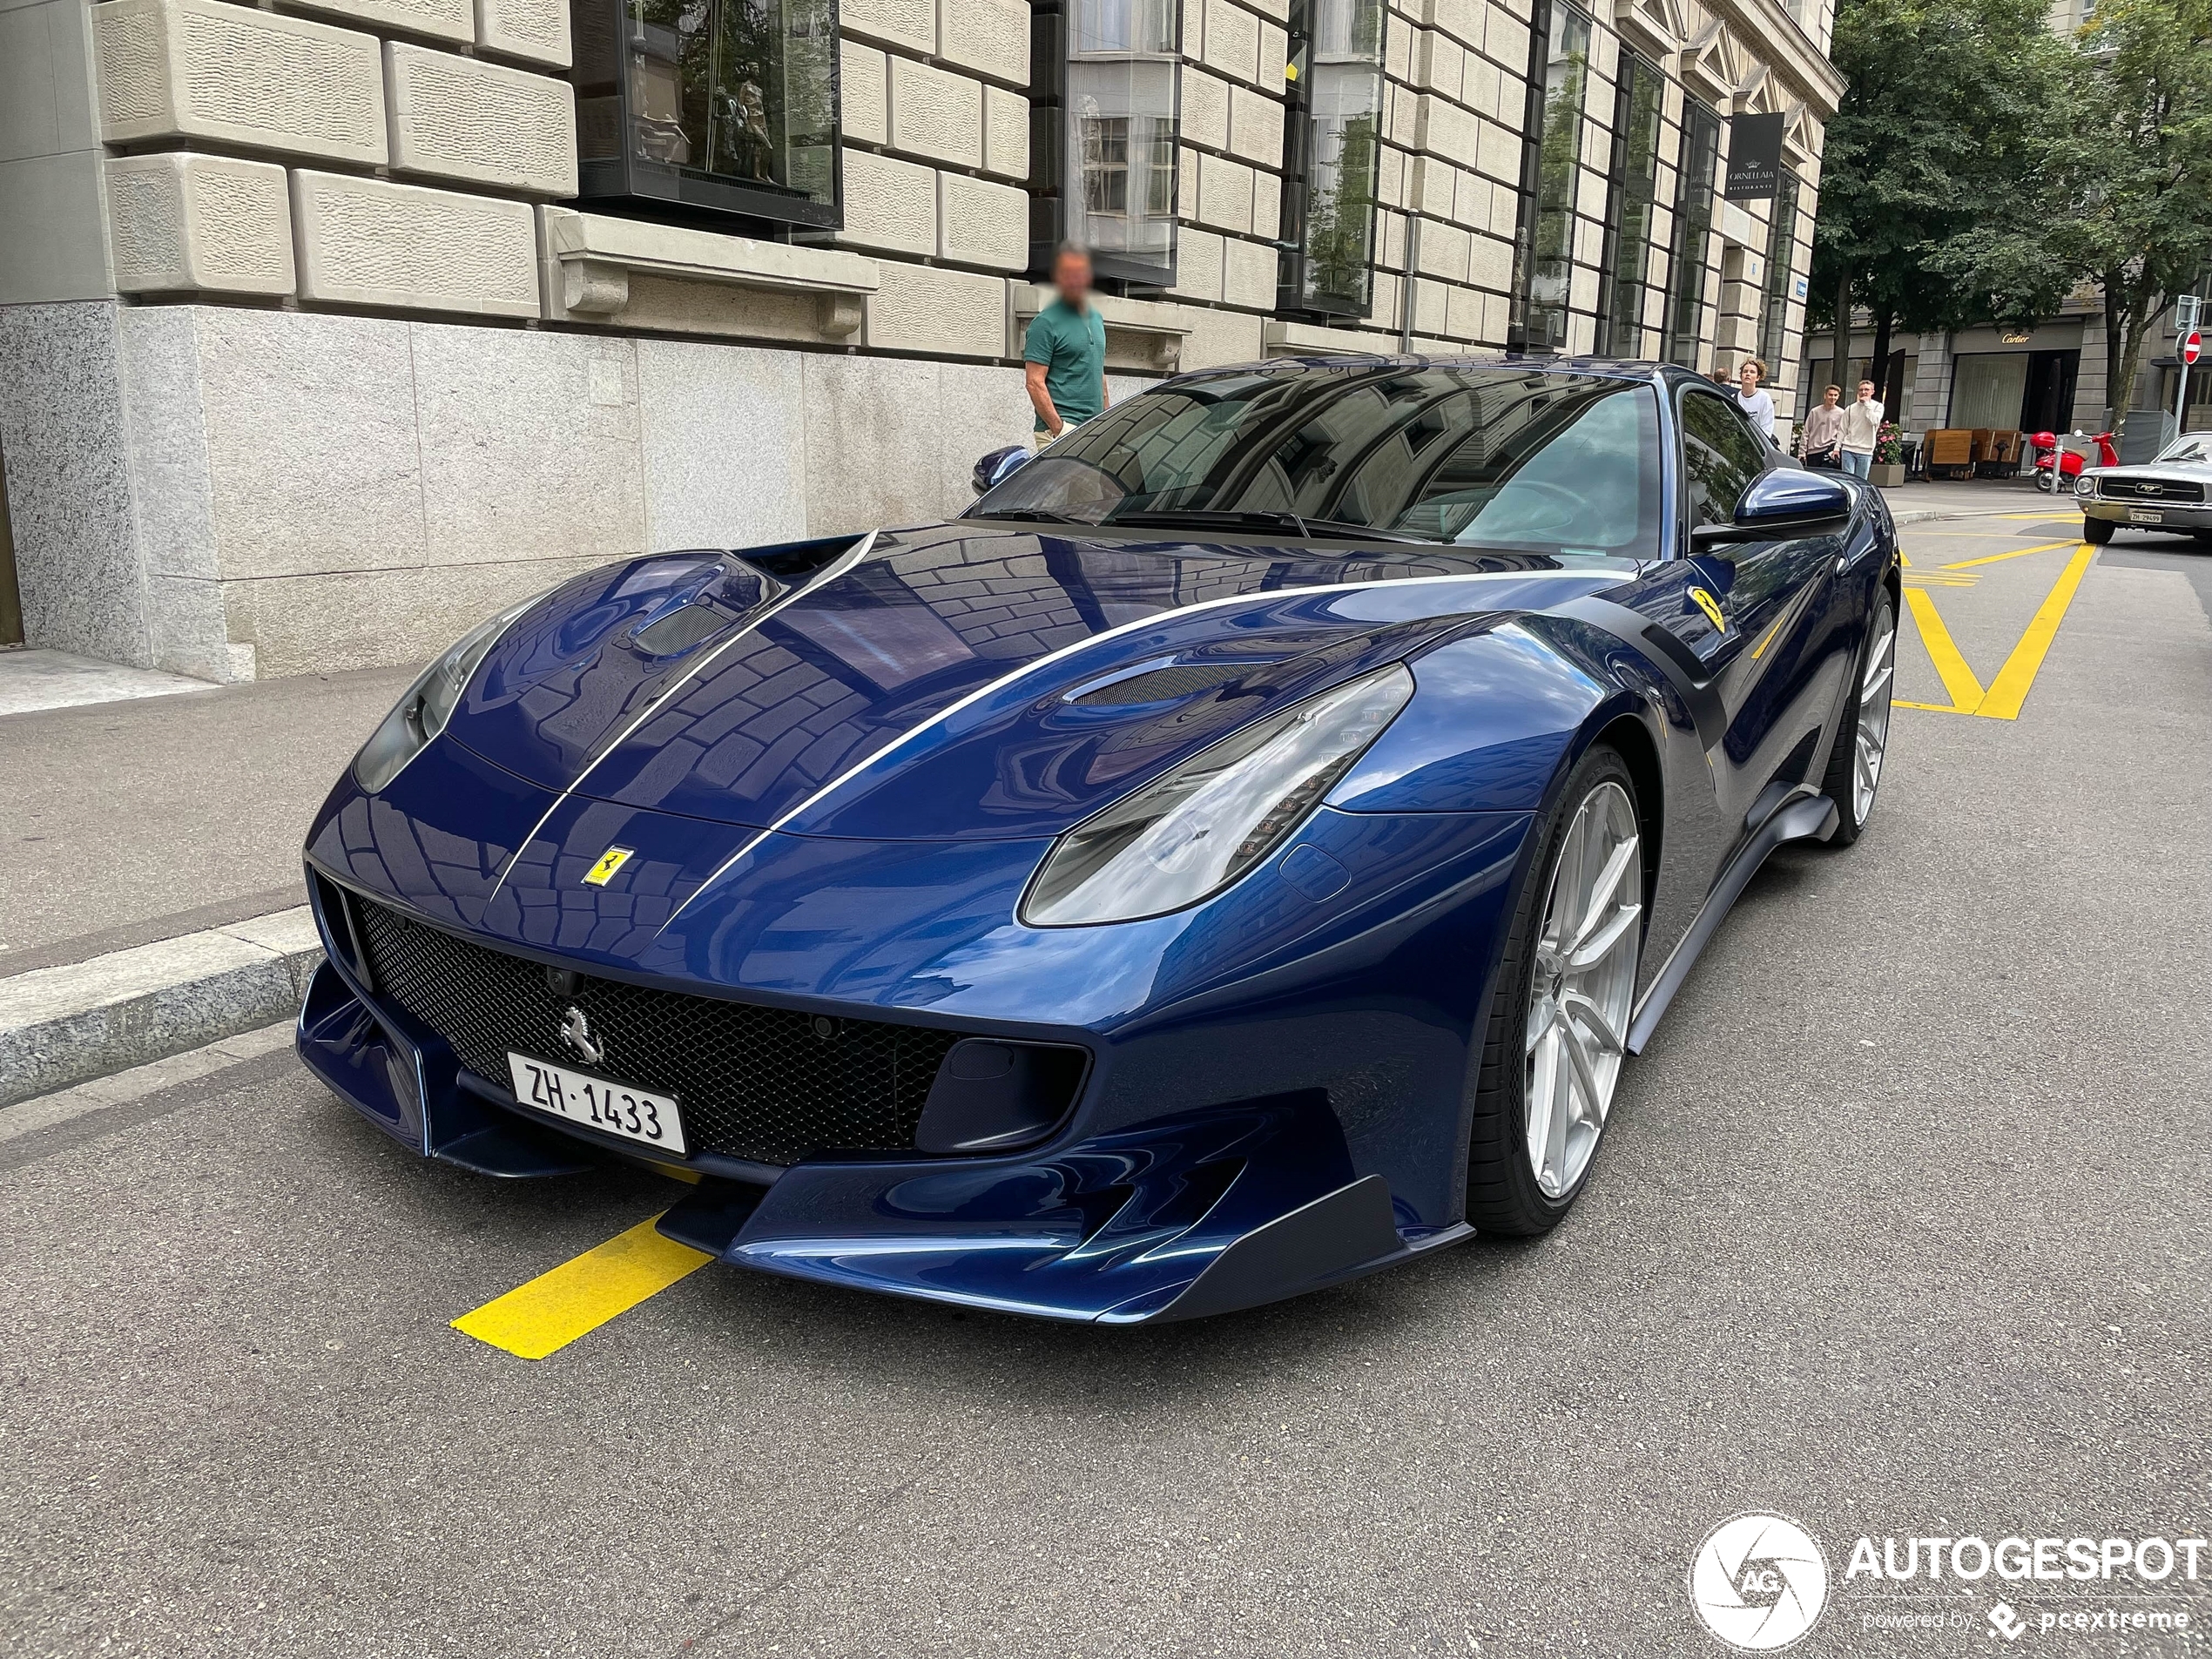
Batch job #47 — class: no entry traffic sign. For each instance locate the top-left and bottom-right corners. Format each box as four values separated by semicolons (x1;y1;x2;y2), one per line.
2185;330;2202;365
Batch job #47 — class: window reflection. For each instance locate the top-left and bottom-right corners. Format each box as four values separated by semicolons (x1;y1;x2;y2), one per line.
1597;55;1662;359
1067;0;1181;280
1663;102;1723;367
1282;0;1386;317
1513;6;1592;354
1756;170;1801;376
570;0;838;223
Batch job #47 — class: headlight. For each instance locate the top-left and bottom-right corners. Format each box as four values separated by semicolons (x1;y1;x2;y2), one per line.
1021;663;1415;927
2074;475;2095;497
353;598;534;793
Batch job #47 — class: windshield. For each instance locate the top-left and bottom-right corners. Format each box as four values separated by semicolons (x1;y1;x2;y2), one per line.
970;362;1663;557
2156;435;2212;464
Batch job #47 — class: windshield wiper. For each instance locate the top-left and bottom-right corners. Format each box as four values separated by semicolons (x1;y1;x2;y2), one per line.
966;506;1097;525
1101;508;1440;544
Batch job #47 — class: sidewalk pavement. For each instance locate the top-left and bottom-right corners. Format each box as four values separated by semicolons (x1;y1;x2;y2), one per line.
0;482;2076;1115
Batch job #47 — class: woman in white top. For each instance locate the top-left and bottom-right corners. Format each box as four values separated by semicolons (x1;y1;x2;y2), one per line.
1735;358;1777;444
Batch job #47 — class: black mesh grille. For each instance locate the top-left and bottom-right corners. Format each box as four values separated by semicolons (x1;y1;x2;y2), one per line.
1071;663;1250;705
349;897;961;1166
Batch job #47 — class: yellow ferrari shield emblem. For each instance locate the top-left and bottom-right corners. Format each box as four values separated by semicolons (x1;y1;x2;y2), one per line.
1688;586;1727;632
582;846;635;887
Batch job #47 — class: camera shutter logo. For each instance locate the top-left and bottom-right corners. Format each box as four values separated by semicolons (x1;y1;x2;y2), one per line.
1688;1513;1829;1650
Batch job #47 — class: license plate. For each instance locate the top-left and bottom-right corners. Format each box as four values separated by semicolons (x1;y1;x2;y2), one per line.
2130;508;2164;523
506;1054;686;1156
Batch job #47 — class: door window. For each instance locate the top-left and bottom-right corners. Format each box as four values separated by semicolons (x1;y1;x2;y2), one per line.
1679;390;1767;529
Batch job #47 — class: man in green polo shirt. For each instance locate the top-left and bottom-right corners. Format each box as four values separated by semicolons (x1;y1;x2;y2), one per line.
1023;242;1108;448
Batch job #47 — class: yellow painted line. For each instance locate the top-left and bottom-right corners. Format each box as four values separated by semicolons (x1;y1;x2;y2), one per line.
1941;537;2076;570
1894;699;1973;712
1903;586;1987;714
1897;551;1912;567
1976;545;2097;720
452;1214;711;1359
1997;510;2078;520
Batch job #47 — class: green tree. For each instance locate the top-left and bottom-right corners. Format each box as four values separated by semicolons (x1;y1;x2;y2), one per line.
1947;0;2212;423
1808;0;2069;394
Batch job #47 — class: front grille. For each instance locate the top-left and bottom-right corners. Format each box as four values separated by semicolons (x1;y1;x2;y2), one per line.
2106;477;2205;502
349;897;961;1166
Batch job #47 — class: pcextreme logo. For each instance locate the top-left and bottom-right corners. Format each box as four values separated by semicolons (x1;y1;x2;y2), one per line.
1689;1513;1831;1651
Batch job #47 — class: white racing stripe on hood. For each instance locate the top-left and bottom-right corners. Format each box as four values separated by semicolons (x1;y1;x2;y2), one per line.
654;566;1610;933
486;532;878;903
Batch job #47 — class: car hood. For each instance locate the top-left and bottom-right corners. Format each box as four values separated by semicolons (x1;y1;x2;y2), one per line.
444;522;1629;841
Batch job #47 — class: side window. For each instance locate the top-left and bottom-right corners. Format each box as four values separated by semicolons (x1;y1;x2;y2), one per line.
1679;390;1767;528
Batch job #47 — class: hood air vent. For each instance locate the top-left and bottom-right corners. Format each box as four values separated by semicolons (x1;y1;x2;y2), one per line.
1069;663;1251;705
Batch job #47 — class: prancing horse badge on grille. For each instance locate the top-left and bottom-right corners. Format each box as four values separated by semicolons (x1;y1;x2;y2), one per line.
558;1006;604;1066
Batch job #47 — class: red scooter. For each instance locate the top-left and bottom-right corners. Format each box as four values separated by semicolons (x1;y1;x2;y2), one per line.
2027;428;2119;491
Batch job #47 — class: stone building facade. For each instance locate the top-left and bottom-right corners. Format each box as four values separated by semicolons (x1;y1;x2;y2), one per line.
0;0;1841;679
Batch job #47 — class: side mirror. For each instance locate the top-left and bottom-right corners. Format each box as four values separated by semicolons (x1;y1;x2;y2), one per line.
972;445;1029;496
1692;467;1852;547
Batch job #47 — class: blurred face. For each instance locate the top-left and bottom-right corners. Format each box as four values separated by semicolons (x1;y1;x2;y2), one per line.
1739;362;1760;392
1054;251;1093;307
1858;381;1876;401
1823;388;1840;407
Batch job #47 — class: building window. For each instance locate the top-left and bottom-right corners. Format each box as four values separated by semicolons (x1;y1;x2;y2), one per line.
1035;0;1181;286
1277;0;1386;318
1509;2;1593;354
1756;169;1800;374
569;0;840;226
1595;52;1662;358
1662;99;1722;367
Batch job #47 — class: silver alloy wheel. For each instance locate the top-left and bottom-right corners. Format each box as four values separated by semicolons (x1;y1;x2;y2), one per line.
1524;780;1642;1198
1852;604;1897;823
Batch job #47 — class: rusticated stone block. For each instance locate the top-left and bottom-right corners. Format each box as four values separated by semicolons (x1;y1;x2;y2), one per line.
384;42;577;197
475;0;569;69
835;147;937;257
840;0;932;55
887;56;982;170
280;0;470;46
981;84;1028;180
938;172;1025;270
106;152;295;294
93;0;387;165
842;40;888;146
290;168;539;316
940;0;1028;85
863;261;1001;358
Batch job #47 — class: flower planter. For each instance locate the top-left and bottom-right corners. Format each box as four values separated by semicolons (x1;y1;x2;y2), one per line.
1870;462;1904;486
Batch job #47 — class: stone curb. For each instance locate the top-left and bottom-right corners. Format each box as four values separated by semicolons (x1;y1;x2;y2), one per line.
0;907;320;1109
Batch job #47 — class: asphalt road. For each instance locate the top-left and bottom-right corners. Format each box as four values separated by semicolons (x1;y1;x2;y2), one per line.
3;511;2207;1659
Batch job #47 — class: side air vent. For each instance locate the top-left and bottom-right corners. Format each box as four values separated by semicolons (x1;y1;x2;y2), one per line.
1069;663;1251;705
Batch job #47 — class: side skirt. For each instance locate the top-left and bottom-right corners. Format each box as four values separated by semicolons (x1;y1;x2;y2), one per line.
1624;792;1839;1055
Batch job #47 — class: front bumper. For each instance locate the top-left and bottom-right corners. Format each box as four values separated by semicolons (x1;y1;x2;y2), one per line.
296;782;1531;1323
2081;496;2212;529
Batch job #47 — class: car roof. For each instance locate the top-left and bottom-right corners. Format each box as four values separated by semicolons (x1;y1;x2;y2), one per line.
1160;353;1690;388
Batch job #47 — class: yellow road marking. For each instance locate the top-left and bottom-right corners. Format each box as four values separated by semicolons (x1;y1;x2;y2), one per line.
1903;587;1988;714
1997;510;2078;520
1976;545;2097;720
1941;538;2075;570
452;1215;711;1359
1894;699;1971;713
1897;551;1912;567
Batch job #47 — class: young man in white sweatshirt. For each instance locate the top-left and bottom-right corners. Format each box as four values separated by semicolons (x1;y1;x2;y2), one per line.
1839;381;1884;480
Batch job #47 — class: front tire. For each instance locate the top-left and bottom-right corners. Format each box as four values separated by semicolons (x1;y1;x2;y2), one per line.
1818;589;1896;846
2084;516;2114;545
1464;745;1644;1235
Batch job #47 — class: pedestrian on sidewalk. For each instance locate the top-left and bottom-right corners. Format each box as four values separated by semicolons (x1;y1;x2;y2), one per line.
1839;379;1884;480
1023;242;1108;449
1799;385;1844;467
1735;358;1777;443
